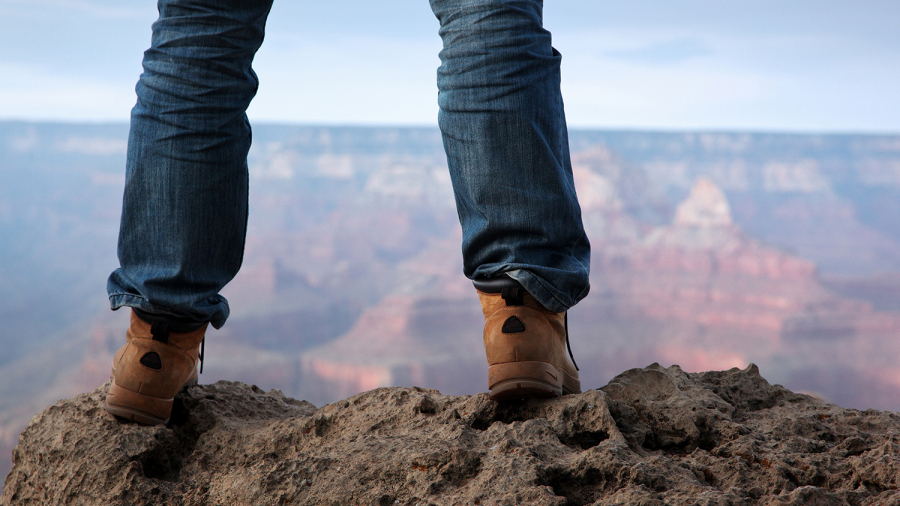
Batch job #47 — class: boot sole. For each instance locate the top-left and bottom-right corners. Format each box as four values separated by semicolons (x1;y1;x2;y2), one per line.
488;361;581;401
104;373;198;426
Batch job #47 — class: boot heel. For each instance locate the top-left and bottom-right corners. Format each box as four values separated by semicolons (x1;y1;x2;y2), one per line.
488;361;564;401
104;381;173;425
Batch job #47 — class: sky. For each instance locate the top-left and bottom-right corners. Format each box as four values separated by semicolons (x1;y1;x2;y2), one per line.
0;0;898;133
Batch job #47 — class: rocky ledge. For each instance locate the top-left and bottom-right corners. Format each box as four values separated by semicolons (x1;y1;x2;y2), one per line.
3;364;900;505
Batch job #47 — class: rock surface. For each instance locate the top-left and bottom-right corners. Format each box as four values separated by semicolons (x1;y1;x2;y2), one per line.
3;364;900;506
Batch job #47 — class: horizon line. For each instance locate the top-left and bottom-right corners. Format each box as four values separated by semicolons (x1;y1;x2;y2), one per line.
1;118;898;138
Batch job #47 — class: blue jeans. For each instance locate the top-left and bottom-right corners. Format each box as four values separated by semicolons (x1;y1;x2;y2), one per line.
108;0;591;328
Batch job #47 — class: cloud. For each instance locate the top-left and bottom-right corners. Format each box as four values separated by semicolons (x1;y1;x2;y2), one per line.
0;0;898;132
0;0;145;18
549;24;900;132
56;136;127;156
559;58;778;130
246;35;441;125
605;38;714;65
0;62;134;121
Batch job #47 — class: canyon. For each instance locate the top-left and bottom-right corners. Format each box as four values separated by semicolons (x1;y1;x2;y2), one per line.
2;123;900;479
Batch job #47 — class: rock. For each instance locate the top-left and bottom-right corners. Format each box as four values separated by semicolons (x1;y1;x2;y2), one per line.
3;364;900;505
673;177;733;228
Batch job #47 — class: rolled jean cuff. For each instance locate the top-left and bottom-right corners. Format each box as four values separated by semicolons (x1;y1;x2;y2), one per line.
505;269;590;313
108;292;228;329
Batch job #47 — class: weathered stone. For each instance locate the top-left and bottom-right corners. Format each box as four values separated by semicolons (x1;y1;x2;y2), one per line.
3;364;900;505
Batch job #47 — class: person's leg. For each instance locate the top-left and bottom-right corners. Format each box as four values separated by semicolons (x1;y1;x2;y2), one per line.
107;0;274;330
430;0;590;400
430;0;590;314
104;0;273;425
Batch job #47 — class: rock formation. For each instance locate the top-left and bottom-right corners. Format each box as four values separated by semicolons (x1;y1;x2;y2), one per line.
4;364;900;505
673;176;733;228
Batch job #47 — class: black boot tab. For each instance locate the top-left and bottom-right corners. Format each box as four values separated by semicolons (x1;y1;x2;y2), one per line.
473;276;526;306
150;321;170;344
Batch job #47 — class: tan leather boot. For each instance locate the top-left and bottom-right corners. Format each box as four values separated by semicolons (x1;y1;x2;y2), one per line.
477;279;581;401
104;310;207;425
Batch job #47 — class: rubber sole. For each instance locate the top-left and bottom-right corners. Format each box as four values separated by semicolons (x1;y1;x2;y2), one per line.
488;361;581;402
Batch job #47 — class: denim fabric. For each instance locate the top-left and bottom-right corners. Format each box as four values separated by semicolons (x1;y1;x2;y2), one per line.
430;0;590;312
108;0;590;327
107;0;274;328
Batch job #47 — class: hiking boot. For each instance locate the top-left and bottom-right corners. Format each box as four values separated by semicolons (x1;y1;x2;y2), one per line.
104;310;207;425
475;277;581;401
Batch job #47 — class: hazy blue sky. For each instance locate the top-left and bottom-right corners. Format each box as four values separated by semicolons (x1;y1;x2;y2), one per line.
1;0;898;132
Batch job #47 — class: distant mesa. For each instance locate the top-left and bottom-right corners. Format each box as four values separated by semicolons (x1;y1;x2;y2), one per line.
642;176;743;251
573;166;623;212
674;176;733;227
